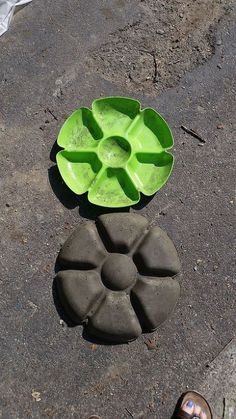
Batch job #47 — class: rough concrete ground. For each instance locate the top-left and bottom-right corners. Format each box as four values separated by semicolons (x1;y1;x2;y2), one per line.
200;338;236;418
0;0;235;418
88;0;233;95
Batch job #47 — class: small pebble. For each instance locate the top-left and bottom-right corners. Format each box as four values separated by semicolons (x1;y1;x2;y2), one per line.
217;124;224;129
216;40;222;46
217;64;222;69
156;29;165;35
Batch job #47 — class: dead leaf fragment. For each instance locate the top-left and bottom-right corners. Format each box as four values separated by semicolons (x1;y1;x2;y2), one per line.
144;337;158;350
90;344;98;351
32;390;41;402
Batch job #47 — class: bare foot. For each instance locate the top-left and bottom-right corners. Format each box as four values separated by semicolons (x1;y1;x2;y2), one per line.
181;399;207;419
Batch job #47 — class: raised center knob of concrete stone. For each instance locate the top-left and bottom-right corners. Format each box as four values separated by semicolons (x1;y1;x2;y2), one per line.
101;253;137;291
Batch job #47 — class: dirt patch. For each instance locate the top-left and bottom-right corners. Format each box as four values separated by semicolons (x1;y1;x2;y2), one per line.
87;0;232;95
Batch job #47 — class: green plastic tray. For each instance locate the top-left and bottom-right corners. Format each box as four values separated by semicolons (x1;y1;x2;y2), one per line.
56;97;174;207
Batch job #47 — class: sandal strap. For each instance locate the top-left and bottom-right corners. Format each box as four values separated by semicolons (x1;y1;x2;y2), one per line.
174;410;193;419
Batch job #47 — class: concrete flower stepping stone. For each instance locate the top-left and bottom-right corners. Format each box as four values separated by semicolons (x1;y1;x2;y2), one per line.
56;213;181;343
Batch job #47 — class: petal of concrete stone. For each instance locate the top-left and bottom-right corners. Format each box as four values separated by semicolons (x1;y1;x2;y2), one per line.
87;292;142;342
56;270;106;324
97;213;148;253
58;222;107;269
131;277;180;331
134;226;181;276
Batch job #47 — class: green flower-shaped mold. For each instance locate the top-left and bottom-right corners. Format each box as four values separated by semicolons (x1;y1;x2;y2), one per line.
56;97;174;207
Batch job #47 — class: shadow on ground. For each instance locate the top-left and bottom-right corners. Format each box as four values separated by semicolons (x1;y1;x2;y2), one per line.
48;162;154;215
